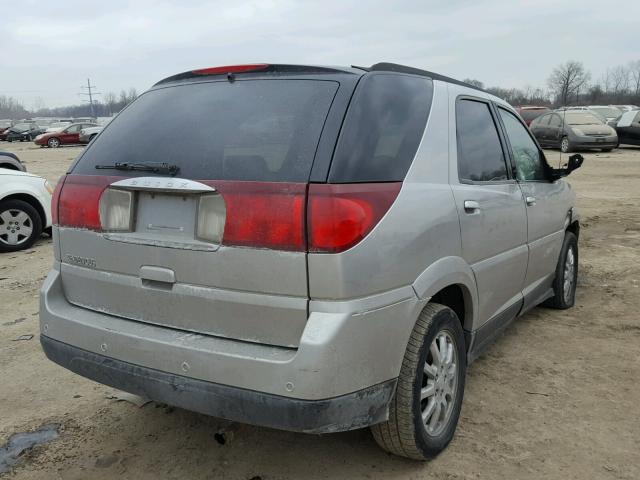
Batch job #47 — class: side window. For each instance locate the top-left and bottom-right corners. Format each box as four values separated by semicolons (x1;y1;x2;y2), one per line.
67;125;81;133
498;108;547;182
548;114;562;128
456;99;508;182
634;111;640;124
329;74;433;182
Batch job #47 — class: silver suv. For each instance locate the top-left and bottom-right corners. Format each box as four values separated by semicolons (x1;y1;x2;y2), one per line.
40;63;582;460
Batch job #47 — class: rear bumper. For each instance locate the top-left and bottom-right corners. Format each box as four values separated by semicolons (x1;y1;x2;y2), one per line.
41;335;395;433
40;265;424;430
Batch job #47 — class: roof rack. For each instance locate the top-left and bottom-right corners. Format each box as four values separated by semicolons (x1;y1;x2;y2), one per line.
369;62;485;92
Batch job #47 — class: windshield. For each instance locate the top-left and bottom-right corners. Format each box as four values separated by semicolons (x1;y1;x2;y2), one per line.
562;112;603;126
590;107;621;118
11;124;31;131
73;79;339;182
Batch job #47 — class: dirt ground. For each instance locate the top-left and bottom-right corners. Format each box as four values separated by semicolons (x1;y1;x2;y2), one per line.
1;141;639;479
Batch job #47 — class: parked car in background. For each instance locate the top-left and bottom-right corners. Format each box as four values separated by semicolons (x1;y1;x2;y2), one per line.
0;120;13;139
45;122;73;133
611;110;640;146
78;125;104;144
40;62;583;460
530;110;618;152
0;151;26;171
612;105;639;112
0;168;53;251
515;106;551;126
5;123;45;142
586;106;622;124
34;122;98;147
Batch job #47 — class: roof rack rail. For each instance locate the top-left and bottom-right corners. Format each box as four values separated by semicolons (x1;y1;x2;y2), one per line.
369;62;486;92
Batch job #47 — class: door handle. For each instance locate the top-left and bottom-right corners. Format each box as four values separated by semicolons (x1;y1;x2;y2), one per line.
526;196;536;206
463;200;480;213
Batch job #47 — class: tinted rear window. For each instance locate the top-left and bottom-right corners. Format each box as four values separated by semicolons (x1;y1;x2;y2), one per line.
328;73;432;182
73;80;338;182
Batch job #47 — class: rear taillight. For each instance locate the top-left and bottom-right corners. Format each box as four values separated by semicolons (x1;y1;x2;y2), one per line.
204;181;306;251
307;183;401;253
57;175;118;230
191;64;269;76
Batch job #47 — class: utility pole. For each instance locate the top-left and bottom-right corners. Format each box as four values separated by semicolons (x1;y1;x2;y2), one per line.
79;78;101;119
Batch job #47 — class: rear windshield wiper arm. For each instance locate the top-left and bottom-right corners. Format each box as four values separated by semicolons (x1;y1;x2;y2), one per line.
95;162;180;176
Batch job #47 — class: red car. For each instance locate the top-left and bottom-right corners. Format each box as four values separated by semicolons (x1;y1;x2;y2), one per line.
515;106;551;126
0;120;13;141
34;122;97;148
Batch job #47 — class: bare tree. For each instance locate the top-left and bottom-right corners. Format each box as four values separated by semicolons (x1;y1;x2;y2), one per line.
103;92;117;115
610;65;630;97
127;88;138;103
629;60;640;96
548;61;590;105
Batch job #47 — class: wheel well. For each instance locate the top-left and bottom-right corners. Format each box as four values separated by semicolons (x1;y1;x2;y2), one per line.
430;284;468;330
567;220;580;239
0;163;19;170
1;193;46;226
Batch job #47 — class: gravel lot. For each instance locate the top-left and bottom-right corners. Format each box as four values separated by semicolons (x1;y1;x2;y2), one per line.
1;142;639;479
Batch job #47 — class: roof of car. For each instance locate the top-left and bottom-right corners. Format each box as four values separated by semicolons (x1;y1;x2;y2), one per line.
155;62;486;93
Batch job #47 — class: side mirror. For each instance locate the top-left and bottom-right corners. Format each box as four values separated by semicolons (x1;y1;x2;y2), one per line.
549;153;584;180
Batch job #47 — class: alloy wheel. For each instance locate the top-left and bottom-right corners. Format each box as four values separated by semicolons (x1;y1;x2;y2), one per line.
563;246;576;303
420;330;458;436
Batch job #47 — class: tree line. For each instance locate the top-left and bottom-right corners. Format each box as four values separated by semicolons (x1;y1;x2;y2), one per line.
465;59;640;107
0;89;138;120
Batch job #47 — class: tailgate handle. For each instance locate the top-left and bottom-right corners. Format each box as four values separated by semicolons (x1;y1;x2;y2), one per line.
139;266;176;284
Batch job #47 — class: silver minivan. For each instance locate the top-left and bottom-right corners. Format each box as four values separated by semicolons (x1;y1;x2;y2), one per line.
40;63;582;460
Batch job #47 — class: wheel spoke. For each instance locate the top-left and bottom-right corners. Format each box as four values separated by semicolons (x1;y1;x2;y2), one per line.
424;362;437;379
430;340;442;366
6;231;19;244
420;383;435;400
428;401;442;431
15;211;29;224
0;210;13;223
20;224;33;237
422;398;436;424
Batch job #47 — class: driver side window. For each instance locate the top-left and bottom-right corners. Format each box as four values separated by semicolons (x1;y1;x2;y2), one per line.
498;108;546;181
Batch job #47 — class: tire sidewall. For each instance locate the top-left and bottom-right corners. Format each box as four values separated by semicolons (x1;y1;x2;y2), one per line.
0;199;43;252
411;307;466;456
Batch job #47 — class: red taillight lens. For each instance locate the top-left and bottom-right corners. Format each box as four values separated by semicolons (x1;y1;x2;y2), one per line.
57;175;119;230
191;64;269;76
203;181;306;251
308;183;401;253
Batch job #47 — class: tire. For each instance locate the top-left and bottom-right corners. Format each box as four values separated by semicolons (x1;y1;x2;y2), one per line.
560;136;572;153
47;137;61;148
370;304;466;460
0;199;43;252
543;232;578;309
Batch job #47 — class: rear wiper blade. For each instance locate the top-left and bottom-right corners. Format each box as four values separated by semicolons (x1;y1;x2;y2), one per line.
95;162;179;176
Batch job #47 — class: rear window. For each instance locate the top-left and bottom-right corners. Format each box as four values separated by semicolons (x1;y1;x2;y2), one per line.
73;80;338;182
328;73;433;182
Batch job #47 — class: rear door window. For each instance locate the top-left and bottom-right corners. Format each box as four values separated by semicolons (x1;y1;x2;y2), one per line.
328;73;433;182
73;80;339;182
456;99;509;182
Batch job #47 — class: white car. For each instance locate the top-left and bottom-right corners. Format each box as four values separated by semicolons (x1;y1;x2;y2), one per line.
0;169;53;252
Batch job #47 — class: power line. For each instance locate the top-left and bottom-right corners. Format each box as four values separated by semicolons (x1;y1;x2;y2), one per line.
79;78;101;118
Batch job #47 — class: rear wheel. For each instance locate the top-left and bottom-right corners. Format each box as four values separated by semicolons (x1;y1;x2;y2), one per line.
48;137;61;148
0;199;43;252
371;304;466;460
560;136;572;153
543;232;578;309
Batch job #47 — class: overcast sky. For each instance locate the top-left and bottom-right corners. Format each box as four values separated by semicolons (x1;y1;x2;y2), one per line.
1;0;638;109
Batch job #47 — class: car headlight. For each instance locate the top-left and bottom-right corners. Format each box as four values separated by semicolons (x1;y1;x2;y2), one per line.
35;134;43;140
44;180;54;195
572;128;585;136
